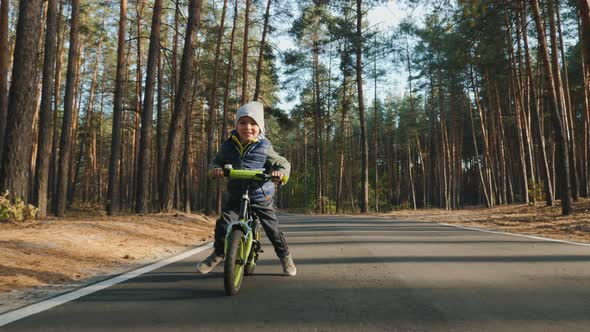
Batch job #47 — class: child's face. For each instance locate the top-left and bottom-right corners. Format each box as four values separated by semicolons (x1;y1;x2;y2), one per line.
236;116;260;143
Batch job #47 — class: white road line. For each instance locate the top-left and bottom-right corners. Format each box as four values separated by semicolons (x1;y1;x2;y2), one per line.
0;242;213;327
440;223;590;247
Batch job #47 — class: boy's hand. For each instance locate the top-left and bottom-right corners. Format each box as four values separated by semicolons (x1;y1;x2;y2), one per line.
210;168;223;178
271;171;284;182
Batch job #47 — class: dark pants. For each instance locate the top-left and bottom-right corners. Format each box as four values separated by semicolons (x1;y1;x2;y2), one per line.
213;195;290;258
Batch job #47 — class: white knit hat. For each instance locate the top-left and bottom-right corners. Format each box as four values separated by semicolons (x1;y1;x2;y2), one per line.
235;101;265;134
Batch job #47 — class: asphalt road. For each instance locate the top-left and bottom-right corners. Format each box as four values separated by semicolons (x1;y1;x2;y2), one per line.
2;214;590;331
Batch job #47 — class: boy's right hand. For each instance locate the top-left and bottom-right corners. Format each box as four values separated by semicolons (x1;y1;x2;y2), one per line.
210;168;223;178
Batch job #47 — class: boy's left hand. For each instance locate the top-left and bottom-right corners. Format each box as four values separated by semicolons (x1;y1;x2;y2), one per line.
271;171;284;182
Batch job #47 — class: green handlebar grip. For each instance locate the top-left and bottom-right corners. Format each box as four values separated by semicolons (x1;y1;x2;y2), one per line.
229;169;265;180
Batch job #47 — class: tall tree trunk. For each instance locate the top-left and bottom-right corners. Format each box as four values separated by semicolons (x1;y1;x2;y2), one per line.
129;3;144;210
580;1;590;69
172;1;180;98
181;101;193;213
336;80;348;213
53;0;79;215
156;46;164;206
494;84;509;204
160;0;202;212
374;57;379;212
521;0;553;205
530;0;572;215
555;1;573;122
67;46;83;206
221;0;239;142
313;42;323;213
33;0;58;217
0;0;43;202
356;0;369;213
97;73;105;203
253;0;271;101
241;0;250;104
50;0;65;203
205;0;228;214
107;0;127;215
71;37;102;205
547;0;578;202
438;59;450;209
0;0;9;166
470;65;495;207
136;0;162;213
579;12;590;196
468;100;491;207
506;16;531;203
408;143;416;209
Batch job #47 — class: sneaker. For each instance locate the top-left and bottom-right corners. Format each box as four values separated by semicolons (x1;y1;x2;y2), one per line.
197;252;224;274
280;254;297;276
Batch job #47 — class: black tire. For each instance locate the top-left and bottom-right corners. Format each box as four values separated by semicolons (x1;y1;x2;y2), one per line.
245;222;261;276
224;229;245;296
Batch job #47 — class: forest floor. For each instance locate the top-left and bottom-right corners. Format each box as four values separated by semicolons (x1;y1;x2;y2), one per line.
0;210;215;314
1;198;589;314
375;197;590;244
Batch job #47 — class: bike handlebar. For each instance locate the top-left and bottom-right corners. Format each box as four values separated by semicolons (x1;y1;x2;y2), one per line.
219;166;283;182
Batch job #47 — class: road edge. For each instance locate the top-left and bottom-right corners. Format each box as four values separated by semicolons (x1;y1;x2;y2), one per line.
0;242;213;327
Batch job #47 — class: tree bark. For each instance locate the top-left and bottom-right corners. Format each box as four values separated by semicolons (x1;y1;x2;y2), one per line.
32;0;58;217
241;0;250;104
107;0;127;215
547;0;579;202
580;0;590;68
579;13;590;196
205;0;228;214
50;0;65;203
468;100;491;207
530;0;572;215
0;0;43;202
438;58;450;209
469;65;495;206
160;0;202;212
221;0;239;142
156;45;164;205
253;0;272;102
136;0;163;213
356;0;369;213
313;41;323;213
521;0;553;205
71;37;102;206
53;0;80;215
0;0;9;167
97;73;105;203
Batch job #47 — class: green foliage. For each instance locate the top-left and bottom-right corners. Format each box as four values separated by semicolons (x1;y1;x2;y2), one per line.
0;191;38;222
528;180;545;205
393;201;412;210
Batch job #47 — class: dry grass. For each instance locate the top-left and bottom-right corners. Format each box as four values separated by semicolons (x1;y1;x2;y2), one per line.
376;198;590;244
0;212;215;313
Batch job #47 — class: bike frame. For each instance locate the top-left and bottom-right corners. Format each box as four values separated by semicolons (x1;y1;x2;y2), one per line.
224;183;254;264
223;168;269;269
221;167;279;294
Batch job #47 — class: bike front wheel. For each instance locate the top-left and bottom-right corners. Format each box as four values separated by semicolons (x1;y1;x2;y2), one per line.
224;229;246;296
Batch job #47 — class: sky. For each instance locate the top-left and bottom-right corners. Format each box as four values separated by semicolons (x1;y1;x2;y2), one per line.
272;0;417;113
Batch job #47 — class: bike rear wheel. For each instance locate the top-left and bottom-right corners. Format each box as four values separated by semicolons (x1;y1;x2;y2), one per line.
224;229;246;296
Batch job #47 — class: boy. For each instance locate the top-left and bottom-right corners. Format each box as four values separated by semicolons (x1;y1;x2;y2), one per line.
197;101;296;276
